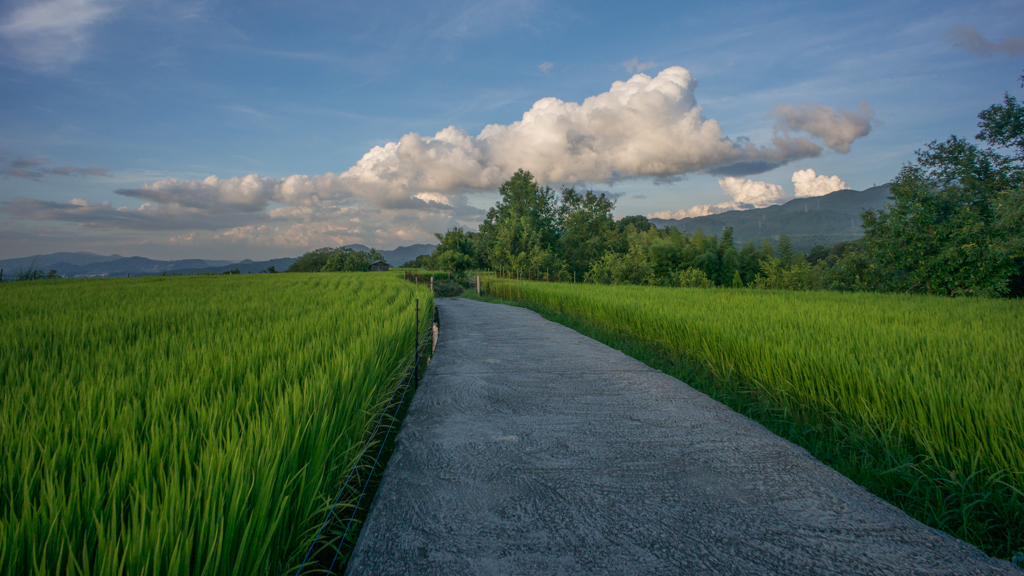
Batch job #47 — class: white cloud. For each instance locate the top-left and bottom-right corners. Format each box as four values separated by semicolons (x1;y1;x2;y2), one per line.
943;25;1024;57
327;66;854;206
648;202;742;220
792;168;847;198
106;67;869;215
650;169;847;220
0;0;119;72
539;61;553;73
115;174;282;213
771;101;873;154
717;176;785;207
5;67;874;249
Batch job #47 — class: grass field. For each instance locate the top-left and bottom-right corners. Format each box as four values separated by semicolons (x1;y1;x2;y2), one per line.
478;278;1024;562
0;273;432;575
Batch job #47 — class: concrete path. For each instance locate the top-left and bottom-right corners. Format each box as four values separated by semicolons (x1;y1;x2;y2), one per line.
346;298;1018;575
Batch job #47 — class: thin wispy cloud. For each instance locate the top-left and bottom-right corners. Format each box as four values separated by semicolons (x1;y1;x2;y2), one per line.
621;57;654;73
2;167;45;181
538;61;553;73
1;157;109;179
431;0;540;41
51;166;111;176
943;25;1024;57
0;0;120;72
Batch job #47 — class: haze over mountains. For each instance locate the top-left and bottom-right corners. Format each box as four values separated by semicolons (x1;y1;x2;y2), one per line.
649;185;891;253
1;186;888;278
0;244;436;279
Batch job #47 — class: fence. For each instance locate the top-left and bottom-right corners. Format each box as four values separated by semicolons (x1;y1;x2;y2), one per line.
294;298;437;575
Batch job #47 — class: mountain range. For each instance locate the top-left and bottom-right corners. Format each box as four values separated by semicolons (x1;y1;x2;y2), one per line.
648;185;891;253
0;244;436;279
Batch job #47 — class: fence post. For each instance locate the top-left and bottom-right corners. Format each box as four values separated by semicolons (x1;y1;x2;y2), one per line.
414;298;420;383
430;276;433;293
476;275;480;295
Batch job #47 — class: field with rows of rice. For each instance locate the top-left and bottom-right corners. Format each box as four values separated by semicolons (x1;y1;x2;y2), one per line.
478;277;1024;562
0;273;432;575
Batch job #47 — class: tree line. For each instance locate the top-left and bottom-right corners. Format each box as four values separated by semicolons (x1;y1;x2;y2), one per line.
287;246;386;273
424;72;1024;298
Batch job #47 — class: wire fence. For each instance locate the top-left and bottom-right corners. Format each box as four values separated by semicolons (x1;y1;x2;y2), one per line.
294;298;436;575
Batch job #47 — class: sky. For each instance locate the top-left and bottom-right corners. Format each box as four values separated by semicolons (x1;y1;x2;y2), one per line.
1;0;1022;261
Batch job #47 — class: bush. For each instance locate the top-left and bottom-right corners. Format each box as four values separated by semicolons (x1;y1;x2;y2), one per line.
433;280;465;297
585;244;654;285
675;267;715;288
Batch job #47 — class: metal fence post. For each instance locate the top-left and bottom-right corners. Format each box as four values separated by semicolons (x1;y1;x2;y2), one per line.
414;298;420;383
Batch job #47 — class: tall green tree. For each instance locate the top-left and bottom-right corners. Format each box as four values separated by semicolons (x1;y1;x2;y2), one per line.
860;73;1024;297
558;187;617;277
479;169;561;273
431;226;479;275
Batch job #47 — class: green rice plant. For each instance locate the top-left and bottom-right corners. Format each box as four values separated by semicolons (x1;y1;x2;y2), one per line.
0;273;432;575
478;278;1024;561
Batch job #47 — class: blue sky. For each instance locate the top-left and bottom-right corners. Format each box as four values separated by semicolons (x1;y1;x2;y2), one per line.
1;0;1022;260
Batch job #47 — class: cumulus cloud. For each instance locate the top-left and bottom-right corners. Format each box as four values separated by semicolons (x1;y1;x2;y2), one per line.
649;176;786;219
944;25;1024;57
327;66;859;207
115;175;283;213
771;102;873;154
792;168;847;198
95;67;869;216
649;168;848;220
648;203;740;220
539;61;553;73
0;0;119;72
5;67;873;250
718;176;785;207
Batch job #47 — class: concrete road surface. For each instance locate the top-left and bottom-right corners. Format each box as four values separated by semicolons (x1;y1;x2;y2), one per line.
346;298;1019;575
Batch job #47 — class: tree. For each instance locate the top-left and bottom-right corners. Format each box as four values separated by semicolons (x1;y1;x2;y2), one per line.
431;226;478;275
585;243;654;285
616;215;656;233
322;247;384;272
287;247;335;272
731;270;744;288
859;73;1024;296
479;170;561;273
676;267;715;288
558;187;617;277
776;234;794;268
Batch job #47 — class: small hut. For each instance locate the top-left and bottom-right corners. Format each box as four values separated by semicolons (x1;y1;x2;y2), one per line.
369;260;391;272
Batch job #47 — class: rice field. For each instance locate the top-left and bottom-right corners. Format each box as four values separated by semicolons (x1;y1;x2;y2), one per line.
0;273;432;575
480;277;1024;560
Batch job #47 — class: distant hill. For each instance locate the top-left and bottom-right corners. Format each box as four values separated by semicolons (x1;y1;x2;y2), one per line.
649;185;891;252
378;244;435;266
0;243;438;279
0;252;126;270
0;254;236;278
168;258;298;276
341;244;436;266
